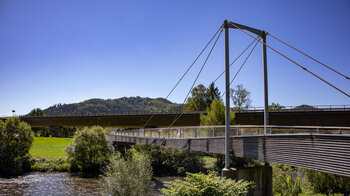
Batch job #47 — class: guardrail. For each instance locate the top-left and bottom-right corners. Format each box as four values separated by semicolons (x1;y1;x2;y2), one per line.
240;105;350;112
114;125;350;138
1;104;349;118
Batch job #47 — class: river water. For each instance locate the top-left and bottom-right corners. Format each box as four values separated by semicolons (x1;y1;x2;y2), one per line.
0;172;107;196
0;173;178;196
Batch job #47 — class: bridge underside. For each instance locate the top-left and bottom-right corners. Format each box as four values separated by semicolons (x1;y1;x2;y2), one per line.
108;134;350;177
12;110;350;128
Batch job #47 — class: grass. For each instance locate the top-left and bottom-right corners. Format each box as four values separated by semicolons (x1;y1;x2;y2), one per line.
202;155;217;170
30;137;72;158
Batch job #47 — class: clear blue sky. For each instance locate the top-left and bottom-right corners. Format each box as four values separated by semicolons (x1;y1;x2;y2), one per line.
0;0;349;115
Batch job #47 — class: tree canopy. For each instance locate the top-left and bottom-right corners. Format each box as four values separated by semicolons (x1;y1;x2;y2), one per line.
184;82;221;112
38;97;181;116
230;84;252;111
269;102;285;110
28;108;46;116
200;99;235;126
0;117;34;176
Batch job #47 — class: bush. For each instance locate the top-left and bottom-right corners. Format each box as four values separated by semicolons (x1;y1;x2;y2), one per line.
160;172;255;195
0;117;34;176
31;157;69;172
103;150;154;196
306;170;350;195
273;164;303;196
65;126;113;175
133;144;204;175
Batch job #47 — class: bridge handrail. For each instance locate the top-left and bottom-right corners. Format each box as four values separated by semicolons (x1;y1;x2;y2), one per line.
113;125;350;138
1;104;349;118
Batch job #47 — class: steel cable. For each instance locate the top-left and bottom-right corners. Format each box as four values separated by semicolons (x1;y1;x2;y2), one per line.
221;37;261;98
213;38;258;83
168;30;223;128
229;21;350;98
268;33;350;80
143;27;222;128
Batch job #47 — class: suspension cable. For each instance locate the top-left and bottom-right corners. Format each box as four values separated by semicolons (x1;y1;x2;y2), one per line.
213;38;258;83
168;30;223;128
268;33;350;80
221;37;260;98
143;27;222;128
229;21;350;98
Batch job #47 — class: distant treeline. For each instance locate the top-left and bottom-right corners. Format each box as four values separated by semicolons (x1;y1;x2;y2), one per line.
31;97;182;116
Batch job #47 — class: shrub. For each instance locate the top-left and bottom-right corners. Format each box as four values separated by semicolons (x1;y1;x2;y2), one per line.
103;150;154;196
273;164;303;196
133;144;204;175
306;170;350;195
160;172;255;195
0;117;34;176
31;157;69;172
65;126;113;175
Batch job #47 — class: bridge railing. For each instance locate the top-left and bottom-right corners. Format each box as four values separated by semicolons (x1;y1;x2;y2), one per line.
242;104;350;112
114;125;350;138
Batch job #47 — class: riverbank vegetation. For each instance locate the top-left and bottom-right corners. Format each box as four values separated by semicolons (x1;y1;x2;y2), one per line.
30;157;69;172
66;126;113;175
30;137;72;158
103;150;154;195
0;117;34;177
28;136;71;172
272;163;350;195
2;117;350;195
133;144;205;176
160;172;255;195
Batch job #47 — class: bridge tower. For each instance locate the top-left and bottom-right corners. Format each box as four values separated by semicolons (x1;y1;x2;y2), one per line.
222;19;270;172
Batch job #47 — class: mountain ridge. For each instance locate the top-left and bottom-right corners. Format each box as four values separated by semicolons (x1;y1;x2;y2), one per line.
42;96;181;116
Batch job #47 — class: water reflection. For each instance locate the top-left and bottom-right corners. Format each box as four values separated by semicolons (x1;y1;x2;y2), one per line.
0;173;107;196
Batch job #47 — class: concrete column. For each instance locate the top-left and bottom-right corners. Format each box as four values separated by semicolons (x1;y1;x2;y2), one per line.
222;166;272;196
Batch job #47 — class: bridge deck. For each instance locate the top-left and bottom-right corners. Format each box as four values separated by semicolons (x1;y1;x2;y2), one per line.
108;126;350;177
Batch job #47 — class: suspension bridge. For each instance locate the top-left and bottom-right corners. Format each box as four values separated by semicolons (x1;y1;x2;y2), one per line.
4;19;348;195
106;19;350;186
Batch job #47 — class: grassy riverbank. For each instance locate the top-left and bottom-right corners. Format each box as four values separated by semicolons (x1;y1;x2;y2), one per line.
30;137;72;158
29;137;72;172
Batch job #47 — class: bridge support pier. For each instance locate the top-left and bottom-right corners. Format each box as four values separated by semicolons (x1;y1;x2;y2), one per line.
222;166;272;196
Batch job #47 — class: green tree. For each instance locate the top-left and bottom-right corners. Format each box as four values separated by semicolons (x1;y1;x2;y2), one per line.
306;170;350;195
66;126;113;175
200;98;235;126
160;172;255;196
269;102;285;110
103;151;154;196
184;83;222;112
184;84;207;111
27;108;46;116
230;84;252;111
0;117;34;176
273;164;303;196
206;82;221;109
28;108;51;137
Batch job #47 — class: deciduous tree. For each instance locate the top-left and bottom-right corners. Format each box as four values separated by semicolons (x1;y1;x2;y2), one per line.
0;117;34;176
230;84;252;111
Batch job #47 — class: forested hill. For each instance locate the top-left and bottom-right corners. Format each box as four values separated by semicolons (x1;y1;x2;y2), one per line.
42;97;182;116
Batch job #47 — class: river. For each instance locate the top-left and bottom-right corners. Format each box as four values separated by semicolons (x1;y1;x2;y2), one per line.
0;172;178;195
0;172;107;196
